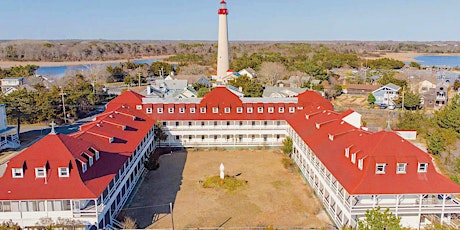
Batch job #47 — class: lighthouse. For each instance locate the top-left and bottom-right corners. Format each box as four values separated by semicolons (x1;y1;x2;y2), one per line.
217;0;230;82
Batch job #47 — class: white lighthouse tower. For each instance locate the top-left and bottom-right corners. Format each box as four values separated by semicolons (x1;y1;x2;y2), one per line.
217;0;230;82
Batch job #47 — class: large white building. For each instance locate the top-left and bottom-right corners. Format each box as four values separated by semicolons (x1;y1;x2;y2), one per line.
0;87;460;229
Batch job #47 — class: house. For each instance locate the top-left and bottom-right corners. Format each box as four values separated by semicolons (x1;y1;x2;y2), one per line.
1;78;24;95
238;68;257;79
195;76;212;88
1;87;460;229
415;80;436;95
0;104;20;150
372;83;401;106
343;84;380;95
435;81;449;107
262;86;307;98
221;71;240;85
145;79;197;98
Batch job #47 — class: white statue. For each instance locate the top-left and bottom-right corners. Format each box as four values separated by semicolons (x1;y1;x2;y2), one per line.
220;163;225;180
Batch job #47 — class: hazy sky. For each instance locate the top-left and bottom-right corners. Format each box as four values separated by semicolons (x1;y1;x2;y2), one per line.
1;0;459;41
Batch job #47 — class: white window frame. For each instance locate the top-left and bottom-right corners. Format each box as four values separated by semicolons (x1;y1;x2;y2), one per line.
95;150;100;160
89;157;94;166
224;107;230;113
157;108;163;114
35;167;46;178
212;107;219;114
179;107;185;113
136;105;142;110
418;163;428;172
168;108;174;114
396;163;407;174
236;107;243;113
289;107;295;113
146;108;152;114
190;107;196;113
278;107;285;113
200;107;206;113
12;168;23;178
82;163;87;173
257;107;263;113
247;107;253;113
268;107;274;113
376;163;386;174
58;167;69;177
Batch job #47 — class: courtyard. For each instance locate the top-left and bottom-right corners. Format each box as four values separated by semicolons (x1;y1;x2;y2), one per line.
123;149;332;229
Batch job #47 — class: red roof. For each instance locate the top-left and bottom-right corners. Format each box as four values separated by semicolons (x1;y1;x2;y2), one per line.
287;109;460;195
106;90;144;111
0;134;97;200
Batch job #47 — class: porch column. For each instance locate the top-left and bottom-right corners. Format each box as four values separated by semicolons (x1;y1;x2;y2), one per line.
418;194;423;229
441;194;446;225
395;195;400;217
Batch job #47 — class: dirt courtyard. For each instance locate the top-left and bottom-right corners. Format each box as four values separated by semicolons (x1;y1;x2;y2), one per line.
124;149;332;229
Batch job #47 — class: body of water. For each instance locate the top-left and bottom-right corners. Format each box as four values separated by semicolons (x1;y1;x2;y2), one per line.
36;59;158;77
414;55;460;67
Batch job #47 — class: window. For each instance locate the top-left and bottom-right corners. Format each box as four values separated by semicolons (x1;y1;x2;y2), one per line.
146;108;152;114
376;163;386;174
89;157;94;166
224;107;230;113
397;163;407;174
276;134;280;140
214;135;218;140
179;108;185;113
358;159;363;170
268;107;274;113
188;121;192;126
247;107;253;113
162;122;167;126
175;136;180;140
35;167;46;178
200;107;206;113
418;163;428;172
263;121;268;126
214;121;218;126
252;121;256;126
201;135;205;141
212;107;218;113
289;107;295;113
136;105;142;110
190;107;196;113
82;163;87;173
239;121;243;126
175;121;179;126
12;168;23;178
236;107;243;113
59;167;69;177
168;108;174;114
351;153;356;164
226;121;230;126
157;108;163;114
345;148;350;158
258;107;263;113
278;107;284;113
263;135;268;142
276;121;281;126
252;135;255;140
201;121;205;126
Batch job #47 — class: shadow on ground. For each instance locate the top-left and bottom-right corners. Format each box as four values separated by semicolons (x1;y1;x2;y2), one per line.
122;149;187;228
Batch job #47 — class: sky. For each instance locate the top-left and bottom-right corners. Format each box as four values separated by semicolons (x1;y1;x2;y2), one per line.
1;0;459;41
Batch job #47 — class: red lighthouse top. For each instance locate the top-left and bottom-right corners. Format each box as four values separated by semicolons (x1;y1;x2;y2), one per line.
218;0;228;15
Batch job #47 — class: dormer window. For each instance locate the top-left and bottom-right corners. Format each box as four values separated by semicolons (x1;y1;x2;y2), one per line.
35;167;46;178
89;147;99;161
289;107;295;113
89;157;94;166
190;107;196;113
418;163;428;172
136;105;142;110
212;107;218;113
157;108;163;114
82;163;87;173
146;108;152;114
247;107;253;113
268;107;274;113
376;163;386;174
200;107;206;113
224;107;230;113
258;107;263;113
397;163;407;174
358;159;363;170
279;107;284;113
12;168;23;178
95;151;100;160
236;107;243;113
351;153;356;164
345;147;350;158
168;108;174;114
179;108;185;113
58;167;69;177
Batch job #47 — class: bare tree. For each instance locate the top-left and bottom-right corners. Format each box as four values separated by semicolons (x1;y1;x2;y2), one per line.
258;62;287;86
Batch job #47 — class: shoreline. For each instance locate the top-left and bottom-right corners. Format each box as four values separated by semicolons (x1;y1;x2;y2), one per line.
0;55;172;69
364;51;460;62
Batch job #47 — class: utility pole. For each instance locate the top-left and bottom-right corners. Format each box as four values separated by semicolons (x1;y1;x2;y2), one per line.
60;87;67;124
138;72;141;87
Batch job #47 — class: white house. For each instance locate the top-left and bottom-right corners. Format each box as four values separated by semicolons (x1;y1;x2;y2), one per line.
372;83;401;106
238;68;257;79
